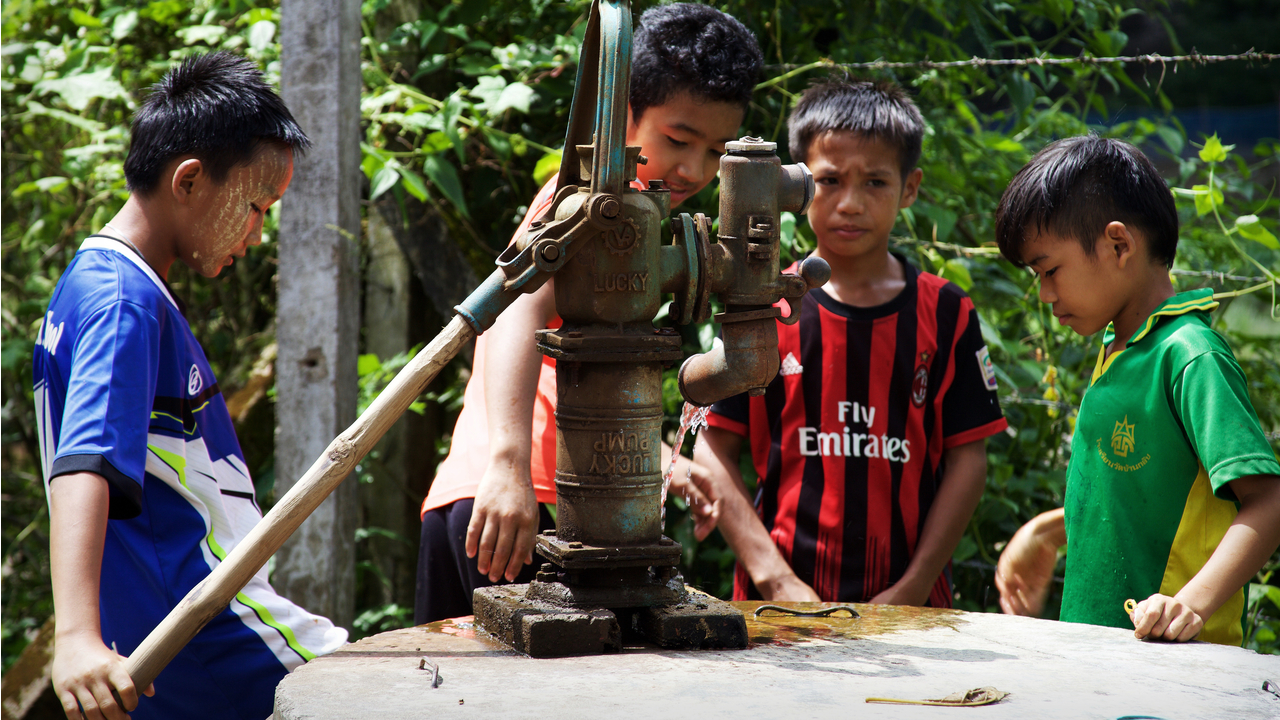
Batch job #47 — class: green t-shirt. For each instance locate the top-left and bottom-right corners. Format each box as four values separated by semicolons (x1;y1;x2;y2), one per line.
1060;288;1280;645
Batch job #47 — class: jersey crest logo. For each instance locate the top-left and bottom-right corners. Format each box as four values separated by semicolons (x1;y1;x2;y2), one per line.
779;352;803;376
1111;416;1135;457
911;365;929;407
976;345;997;391
187;364;204;396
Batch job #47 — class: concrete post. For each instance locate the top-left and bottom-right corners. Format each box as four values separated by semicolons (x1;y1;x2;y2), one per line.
275;0;362;630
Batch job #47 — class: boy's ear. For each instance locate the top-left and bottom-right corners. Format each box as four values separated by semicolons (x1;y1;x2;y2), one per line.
170;158;205;206
898;168;923;209
1103;220;1138;269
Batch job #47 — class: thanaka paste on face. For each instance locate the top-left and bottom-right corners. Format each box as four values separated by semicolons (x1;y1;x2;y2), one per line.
182;145;292;277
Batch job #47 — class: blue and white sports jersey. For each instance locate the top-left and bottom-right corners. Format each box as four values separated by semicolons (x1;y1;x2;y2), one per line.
34;236;346;720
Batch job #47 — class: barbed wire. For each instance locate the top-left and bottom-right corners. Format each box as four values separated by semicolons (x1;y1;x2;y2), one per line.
764;50;1278;73
1000;395;1077;411
1171;269;1268;283
894;240;1271;285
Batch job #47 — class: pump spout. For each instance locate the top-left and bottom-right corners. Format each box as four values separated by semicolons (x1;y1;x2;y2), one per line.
677;313;778;407
677;255;829;407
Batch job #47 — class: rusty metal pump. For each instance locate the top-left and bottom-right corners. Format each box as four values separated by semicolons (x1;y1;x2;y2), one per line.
470;0;828;657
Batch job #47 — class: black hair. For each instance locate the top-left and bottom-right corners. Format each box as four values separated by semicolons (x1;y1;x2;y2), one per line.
787;79;924;178
124;52;310;195
630;3;762;121
995;135;1178;268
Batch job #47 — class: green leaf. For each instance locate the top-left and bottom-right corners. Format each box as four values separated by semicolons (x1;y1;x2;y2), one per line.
1198;134;1231;164
63;143;125;160
533;151;561;186
248;20;276;52
422;154;469;217
779;211;797;250
469;75;506;111
420;131;452;154
176;25;228;46
1005;73;1034;117
941;259;973;291
1235;215;1280;250
395;112;434;133
361;89;401;114
357;353;381;377
34;67;130;111
23;100;104;132
369;165;399;200
14;176;70;196
952;534;978;563
510;134;528;157
991;137;1024;153
915;204;958;244
112;10;139;39
1190;184;1224;217
69;9;103;27
484;129;512;160
1154;126;1184;155
442;92;466;163
396;167;429;203
492;82;535;116
360;144;387;180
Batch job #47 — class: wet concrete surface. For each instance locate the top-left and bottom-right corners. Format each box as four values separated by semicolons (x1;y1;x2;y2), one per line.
274;600;1280;719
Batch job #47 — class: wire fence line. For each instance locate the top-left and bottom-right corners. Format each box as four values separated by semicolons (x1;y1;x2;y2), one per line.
764;50;1279;73
895;239;1270;285
1171;269;1269;284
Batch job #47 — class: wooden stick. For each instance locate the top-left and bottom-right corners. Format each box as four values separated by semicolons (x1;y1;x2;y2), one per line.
124;315;475;691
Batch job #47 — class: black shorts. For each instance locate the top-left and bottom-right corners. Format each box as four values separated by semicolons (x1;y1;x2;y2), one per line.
414;498;556;624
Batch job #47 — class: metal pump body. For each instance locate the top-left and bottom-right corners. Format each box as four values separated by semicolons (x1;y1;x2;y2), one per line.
470;0;827;657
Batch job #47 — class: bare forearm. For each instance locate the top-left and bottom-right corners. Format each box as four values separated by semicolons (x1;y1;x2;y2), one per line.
484;281;555;464
49;472;111;642
718;483;795;588
896;441;987;601
1176;475;1280;620
696;428;797;593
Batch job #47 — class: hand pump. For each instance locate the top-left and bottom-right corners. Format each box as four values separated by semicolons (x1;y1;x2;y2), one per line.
470;0;828;656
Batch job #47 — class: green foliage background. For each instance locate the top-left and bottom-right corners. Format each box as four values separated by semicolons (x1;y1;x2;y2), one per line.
3;0;1278;668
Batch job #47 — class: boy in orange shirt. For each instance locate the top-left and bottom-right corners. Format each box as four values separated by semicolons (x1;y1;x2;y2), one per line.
415;4;764;623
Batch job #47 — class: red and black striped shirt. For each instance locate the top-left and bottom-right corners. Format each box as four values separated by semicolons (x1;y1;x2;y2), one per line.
708;256;1007;606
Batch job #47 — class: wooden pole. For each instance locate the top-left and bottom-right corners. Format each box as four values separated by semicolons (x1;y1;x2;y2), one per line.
123;316;475;691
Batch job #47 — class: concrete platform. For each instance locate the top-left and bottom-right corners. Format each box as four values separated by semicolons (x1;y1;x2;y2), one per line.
274;601;1280;719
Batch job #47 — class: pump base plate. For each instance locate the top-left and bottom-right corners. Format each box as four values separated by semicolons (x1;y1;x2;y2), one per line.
473;584;748;658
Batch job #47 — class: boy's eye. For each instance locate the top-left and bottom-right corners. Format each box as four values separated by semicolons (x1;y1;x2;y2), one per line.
1045;267;1057;278
816;176;839;185
665;135;688;148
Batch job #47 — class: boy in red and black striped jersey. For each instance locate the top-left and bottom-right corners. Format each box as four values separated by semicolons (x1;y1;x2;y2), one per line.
697;81;1008;606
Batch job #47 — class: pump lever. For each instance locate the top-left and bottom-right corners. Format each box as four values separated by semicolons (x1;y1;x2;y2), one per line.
776;256;831;325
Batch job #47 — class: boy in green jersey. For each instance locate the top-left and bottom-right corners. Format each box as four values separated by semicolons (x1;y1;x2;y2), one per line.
991;135;1280;645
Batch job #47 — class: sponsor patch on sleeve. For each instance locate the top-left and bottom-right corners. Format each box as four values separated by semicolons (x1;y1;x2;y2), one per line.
977;345;998;391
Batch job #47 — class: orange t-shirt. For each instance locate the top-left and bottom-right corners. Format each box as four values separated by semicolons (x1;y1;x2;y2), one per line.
421;178;646;515
422;179;561;515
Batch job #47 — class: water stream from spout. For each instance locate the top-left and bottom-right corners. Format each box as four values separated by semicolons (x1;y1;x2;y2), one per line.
661;402;711;528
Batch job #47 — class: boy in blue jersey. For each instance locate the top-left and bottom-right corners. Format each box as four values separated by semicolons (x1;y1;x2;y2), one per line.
35;52;346;720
